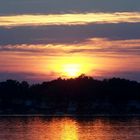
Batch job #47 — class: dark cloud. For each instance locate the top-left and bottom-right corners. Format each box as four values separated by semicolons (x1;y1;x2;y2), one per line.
67;47;140;56
0;71;58;83
0;23;140;45
0;0;139;15
93;70;140;82
0;72;40;83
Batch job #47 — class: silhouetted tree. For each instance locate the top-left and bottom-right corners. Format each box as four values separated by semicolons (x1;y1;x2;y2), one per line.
0;75;140;114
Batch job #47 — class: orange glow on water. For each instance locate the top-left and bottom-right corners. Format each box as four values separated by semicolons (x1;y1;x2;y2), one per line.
60;119;78;140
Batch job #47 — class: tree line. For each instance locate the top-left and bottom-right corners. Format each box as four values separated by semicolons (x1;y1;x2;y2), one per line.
0;75;140;114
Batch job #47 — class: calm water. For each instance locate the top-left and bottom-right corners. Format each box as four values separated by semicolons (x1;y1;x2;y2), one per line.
0;116;140;140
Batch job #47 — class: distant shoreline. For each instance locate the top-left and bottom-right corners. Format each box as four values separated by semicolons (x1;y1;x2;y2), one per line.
0;114;140;117
0;76;140;116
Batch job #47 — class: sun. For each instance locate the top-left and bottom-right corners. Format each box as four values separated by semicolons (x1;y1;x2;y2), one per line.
47;56;92;78
63;64;81;78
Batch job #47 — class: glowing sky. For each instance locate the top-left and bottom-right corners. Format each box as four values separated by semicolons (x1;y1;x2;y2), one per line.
0;0;140;82
0;12;140;27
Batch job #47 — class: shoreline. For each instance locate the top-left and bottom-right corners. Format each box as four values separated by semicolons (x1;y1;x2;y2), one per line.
0;114;140;117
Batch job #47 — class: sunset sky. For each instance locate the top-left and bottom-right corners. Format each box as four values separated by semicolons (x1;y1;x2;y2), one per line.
0;0;140;82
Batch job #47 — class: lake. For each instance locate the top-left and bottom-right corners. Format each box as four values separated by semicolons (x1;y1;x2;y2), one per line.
0;116;140;140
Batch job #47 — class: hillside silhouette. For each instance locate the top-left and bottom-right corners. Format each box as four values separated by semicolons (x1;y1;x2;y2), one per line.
0;75;140;115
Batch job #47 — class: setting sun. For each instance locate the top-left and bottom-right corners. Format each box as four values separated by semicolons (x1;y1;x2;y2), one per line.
63;64;81;77
47;56;92;78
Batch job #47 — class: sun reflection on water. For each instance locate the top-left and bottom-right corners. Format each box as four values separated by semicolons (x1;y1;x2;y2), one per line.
60;118;78;140
0;117;139;140
47;118;78;140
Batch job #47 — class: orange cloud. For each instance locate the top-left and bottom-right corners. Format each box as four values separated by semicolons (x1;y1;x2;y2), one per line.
1;38;140;56
0;38;140;80
0;12;140;27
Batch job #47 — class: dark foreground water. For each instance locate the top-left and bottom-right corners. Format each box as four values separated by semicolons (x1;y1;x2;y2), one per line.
0;116;140;140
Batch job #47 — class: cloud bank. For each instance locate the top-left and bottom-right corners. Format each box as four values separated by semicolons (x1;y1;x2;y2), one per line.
0;38;140;57
0;12;140;27
0;0;140;14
